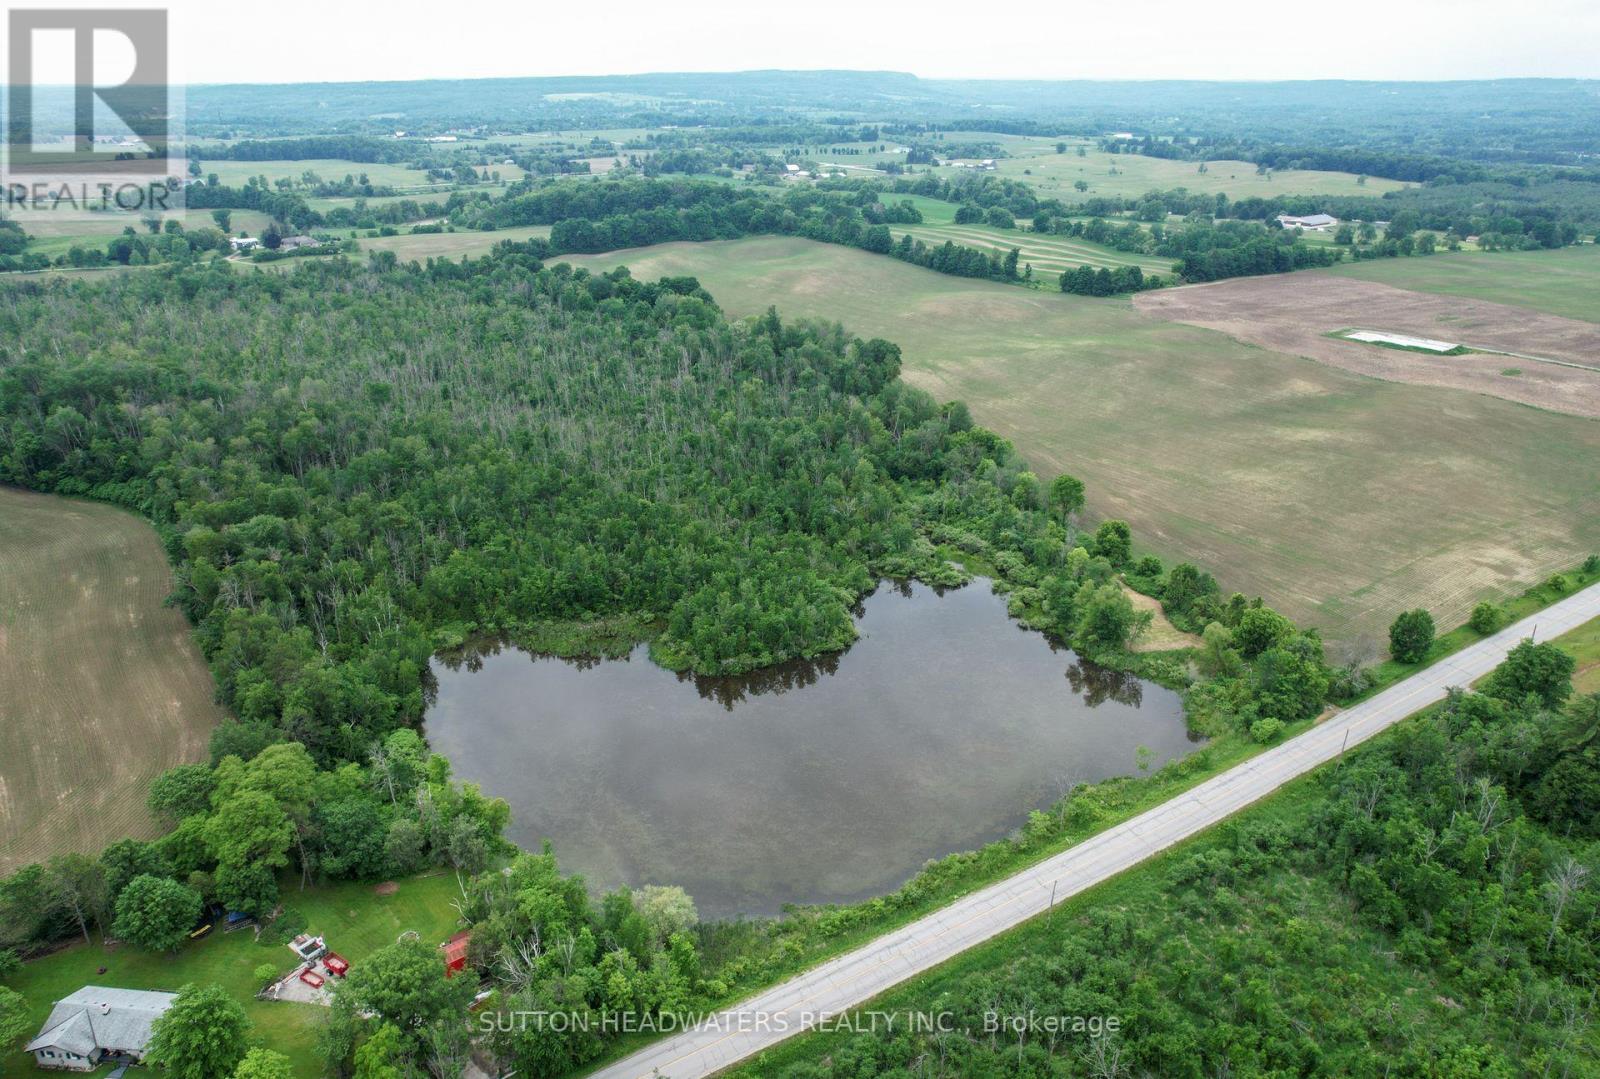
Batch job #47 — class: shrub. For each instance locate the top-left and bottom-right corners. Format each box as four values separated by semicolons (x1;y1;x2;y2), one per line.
1250;717;1286;743
1388;609;1436;663
1469;601;1503;635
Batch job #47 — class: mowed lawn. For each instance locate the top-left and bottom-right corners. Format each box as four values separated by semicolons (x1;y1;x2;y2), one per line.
0;489;223;874
3;873;466;1077
563;237;1600;658
1323;245;1600;324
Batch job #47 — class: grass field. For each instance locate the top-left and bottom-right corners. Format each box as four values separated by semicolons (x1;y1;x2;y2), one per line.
349;224;552;262
563;237;1600;658
198;158;438;191
891;222;1172;276
932;133;1409;204
1555;614;1600;694
1324;245;1600;323
2;872;464;1077
0;488;223;874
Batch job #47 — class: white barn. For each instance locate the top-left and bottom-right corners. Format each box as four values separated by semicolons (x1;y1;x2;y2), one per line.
25;987;176;1071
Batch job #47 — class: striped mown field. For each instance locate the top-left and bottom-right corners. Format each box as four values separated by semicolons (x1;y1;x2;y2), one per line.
0;487;222;872
891;223;1173;276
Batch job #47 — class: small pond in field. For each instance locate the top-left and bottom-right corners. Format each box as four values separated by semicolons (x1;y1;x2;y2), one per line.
425;578;1195;918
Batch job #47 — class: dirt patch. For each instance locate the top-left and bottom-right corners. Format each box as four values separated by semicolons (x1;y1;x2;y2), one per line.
374;881;400;896
1123;585;1203;652
1135;275;1600;418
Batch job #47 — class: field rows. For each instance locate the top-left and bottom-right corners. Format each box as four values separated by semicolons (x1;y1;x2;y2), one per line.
892;224;1171;274
0;488;221;872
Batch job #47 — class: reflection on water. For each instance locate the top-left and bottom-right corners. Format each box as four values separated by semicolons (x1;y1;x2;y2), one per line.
427;579;1195;918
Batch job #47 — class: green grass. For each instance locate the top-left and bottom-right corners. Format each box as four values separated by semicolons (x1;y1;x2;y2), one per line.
344;224;552;262
1553;611;1600;694
3;872;465;1077
198;159;437;191
1324;245;1600;323
888;194;959;225
562;237;1600;659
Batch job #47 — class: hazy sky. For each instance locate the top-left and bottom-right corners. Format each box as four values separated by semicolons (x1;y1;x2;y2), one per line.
17;0;1600;85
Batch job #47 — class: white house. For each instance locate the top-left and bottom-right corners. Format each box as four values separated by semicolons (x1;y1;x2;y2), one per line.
230;236;260;252
26;987;177;1071
1276;213;1338;231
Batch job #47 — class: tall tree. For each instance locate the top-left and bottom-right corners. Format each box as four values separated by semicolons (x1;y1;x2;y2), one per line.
146;983;251;1079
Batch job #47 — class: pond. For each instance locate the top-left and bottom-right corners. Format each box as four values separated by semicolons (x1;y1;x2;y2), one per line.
425;579;1196;919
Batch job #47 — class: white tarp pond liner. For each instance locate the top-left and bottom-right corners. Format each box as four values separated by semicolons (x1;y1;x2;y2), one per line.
1345;330;1461;352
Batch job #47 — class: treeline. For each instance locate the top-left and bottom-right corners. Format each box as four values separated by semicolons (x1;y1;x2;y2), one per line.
182;179;442;232
726;647;1600;1077
0;732;509;956
453;176;1028;285
192;135;416;163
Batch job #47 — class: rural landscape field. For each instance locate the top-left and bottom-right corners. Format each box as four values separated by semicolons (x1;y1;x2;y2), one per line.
2;17;1599;1079
568;237;1600;656
0;489;221;873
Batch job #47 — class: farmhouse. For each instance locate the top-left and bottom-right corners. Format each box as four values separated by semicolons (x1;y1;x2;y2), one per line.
25;987;176;1071
230;236;260;252
1276;213;1338;230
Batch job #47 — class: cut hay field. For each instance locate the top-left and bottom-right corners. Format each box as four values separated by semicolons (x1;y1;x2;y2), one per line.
350;224;551;261
0;488;222;874
1135;273;1600;418
563;237;1600;658
1323;246;1600;323
891;222;1172;276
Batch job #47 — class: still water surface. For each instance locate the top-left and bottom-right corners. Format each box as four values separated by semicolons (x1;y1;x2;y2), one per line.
426;579;1195;918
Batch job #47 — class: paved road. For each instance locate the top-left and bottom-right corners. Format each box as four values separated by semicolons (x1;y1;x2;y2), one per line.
592;583;1600;1079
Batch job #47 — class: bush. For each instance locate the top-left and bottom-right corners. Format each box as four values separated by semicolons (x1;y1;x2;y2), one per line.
1469;601;1503;635
1388;608;1436;663
1584;554;1599;574
1250;717;1286;743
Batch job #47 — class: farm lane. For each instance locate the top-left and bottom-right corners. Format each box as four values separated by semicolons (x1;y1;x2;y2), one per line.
591;581;1600;1079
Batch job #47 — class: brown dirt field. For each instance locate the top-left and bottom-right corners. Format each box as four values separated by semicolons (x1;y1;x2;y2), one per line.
0;487;222;873
1134;275;1600;419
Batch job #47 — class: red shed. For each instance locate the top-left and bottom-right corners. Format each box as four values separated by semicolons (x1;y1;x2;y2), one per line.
441;930;472;977
324;952;350;977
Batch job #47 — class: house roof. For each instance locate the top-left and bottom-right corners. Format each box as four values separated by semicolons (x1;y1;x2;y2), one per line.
26;987;177;1056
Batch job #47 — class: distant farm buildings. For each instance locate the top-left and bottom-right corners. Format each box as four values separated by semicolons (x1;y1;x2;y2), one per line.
1276;213;1339;231
26;987;176;1071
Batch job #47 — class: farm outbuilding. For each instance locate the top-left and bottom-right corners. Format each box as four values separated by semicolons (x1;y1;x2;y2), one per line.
442;930;473;977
